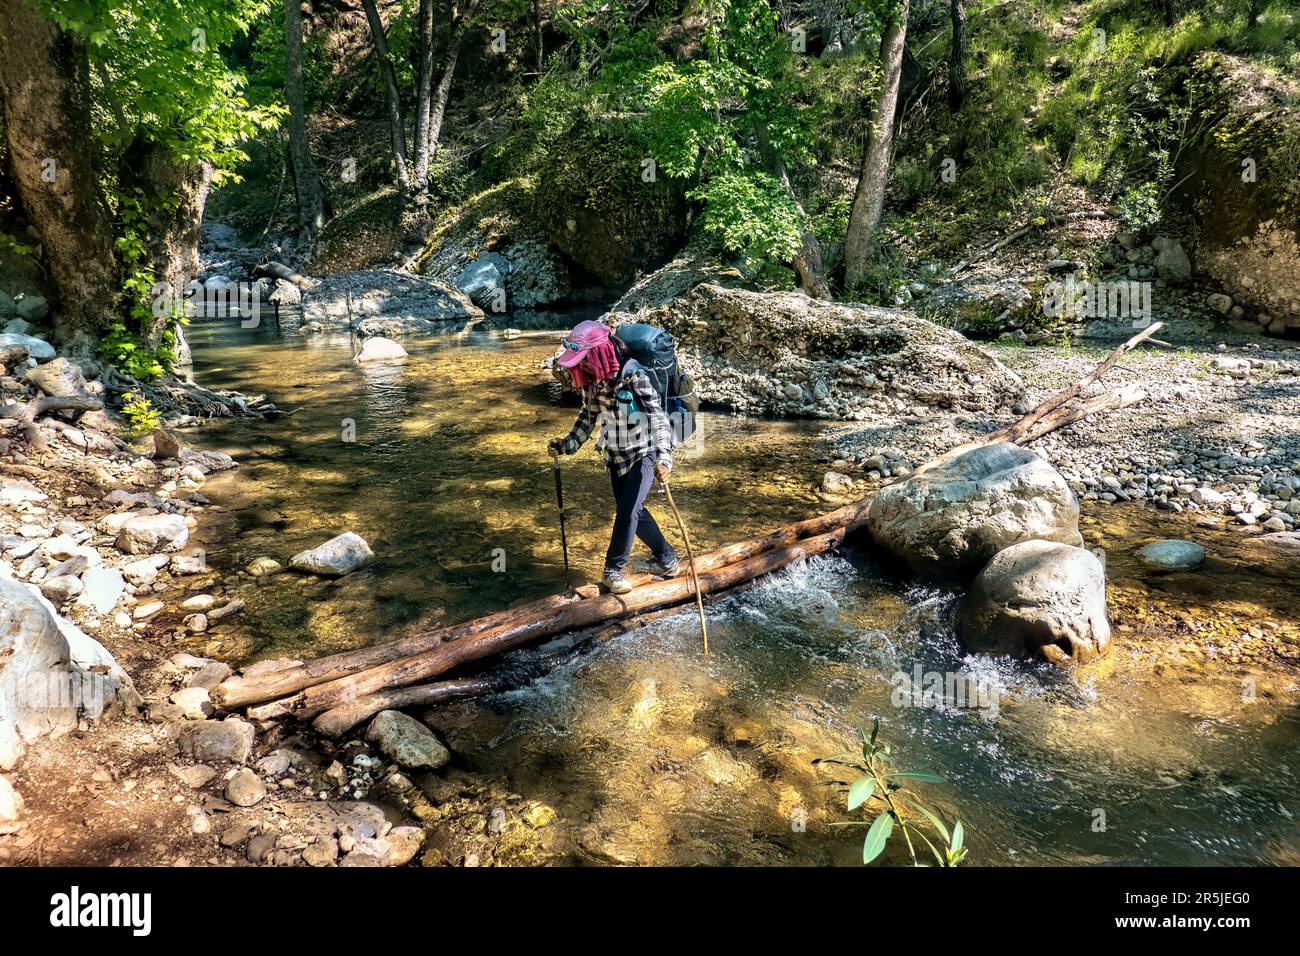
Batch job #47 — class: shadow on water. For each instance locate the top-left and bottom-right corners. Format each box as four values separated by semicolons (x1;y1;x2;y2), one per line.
184;316;1300;867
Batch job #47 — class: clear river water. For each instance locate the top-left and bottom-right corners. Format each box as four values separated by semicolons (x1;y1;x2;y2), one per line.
183;314;1300;867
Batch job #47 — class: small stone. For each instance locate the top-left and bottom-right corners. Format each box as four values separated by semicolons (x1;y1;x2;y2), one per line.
303;838;339;867
245;556;283;577
384;826;425;866
170;686;214;719
168;764;218;789
365;710;451;770
225;768;267;807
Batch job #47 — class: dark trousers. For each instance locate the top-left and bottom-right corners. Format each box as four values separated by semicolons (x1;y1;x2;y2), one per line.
605;457;676;573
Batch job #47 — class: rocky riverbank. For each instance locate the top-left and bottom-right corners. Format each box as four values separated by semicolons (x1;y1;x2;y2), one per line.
820;331;1300;553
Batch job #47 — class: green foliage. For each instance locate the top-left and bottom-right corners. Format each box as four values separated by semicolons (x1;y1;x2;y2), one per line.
816;719;969;867
99;190;183;380
35;1;278;373
690;171;802;274
120;390;163;436
1116;180;1164;234
0;230;40;261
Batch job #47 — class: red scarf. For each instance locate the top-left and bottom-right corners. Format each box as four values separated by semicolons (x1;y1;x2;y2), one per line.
569;338;621;388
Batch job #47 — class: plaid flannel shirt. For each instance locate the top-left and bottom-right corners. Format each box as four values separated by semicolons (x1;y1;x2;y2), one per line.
561;367;674;477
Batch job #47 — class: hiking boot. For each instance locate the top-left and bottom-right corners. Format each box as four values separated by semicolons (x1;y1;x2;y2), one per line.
602;569;634;594
636;556;682;578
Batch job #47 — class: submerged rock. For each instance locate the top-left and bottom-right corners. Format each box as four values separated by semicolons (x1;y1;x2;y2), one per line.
956;540;1111;666
290;531;373;576
1136;539;1206;570
867;442;1082;581
365;710;450;770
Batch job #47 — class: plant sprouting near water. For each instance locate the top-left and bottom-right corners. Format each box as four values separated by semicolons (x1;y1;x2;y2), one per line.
120;390;163;437
815;719;968;867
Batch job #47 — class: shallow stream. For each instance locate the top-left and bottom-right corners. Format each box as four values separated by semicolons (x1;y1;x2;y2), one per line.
186;316;1300;866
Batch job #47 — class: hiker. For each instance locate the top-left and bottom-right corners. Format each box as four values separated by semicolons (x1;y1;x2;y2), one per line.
548;319;681;594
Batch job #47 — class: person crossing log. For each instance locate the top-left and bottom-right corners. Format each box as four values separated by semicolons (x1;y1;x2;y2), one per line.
212;323;1161;733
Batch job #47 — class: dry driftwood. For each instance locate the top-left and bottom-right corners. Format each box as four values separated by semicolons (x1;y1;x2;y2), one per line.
215;324;1160;735
0;395;103;454
254;260;314;291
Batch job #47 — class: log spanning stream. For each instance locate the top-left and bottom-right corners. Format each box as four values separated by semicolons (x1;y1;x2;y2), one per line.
183;315;1300;866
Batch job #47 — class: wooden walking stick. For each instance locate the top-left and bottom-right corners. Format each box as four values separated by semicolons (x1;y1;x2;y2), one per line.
660;476;709;656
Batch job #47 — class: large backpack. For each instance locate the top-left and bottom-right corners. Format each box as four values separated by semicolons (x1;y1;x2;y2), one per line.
614;321;699;443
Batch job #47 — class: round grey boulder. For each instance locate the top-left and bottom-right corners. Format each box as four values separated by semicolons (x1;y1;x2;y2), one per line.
1135;539;1205;571
867;442;1082;581
956;540;1111;666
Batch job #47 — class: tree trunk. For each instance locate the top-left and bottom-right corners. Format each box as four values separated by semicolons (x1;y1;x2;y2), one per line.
425;17;466;170
948;0;967;112
754;120;829;299
0;0;121;351
360;0;411;198
411;0;436;197
211;498;872;710
284;0;327;242
843;0;910;289
119;137;213;348
532;0;544;73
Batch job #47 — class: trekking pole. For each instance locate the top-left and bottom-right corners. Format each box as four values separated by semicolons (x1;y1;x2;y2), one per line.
660;478;709;657
552;454;572;590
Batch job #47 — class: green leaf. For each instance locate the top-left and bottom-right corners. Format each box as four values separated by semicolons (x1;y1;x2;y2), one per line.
910;803;951;844
887;771;946;784
862;811;894;865
951;820;965;853
870;718;880;746
846;776;876;811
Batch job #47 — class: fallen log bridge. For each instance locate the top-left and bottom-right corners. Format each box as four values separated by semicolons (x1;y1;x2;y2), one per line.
212;323;1161;736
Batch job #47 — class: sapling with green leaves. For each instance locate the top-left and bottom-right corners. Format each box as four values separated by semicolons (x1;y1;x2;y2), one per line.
815;718;968;867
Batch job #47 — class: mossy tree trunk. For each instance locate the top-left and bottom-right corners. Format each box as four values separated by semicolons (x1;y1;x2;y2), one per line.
0;0;122;351
119;136;212;350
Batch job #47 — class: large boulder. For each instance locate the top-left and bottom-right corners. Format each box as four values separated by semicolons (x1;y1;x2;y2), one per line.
0;578;137;770
1176;55;1300;333
637;284;1024;420
0;332;54;360
535;129;687;285
290;531;373;576
300;270;482;335
867;443;1082;581
453;252;510;310
921;276;1037;337
956;540;1111;666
